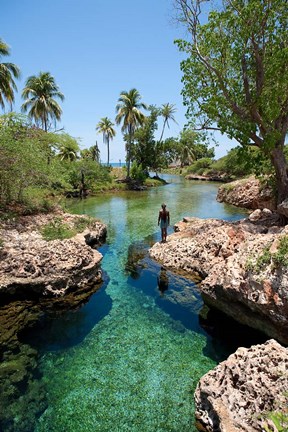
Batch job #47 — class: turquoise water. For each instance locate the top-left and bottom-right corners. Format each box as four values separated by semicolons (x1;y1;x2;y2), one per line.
30;176;250;431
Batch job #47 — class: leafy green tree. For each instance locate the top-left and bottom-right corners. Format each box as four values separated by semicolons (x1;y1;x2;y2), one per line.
175;0;288;208
67;159;111;192
96;117;116;165
21;71;64;131
159;103;177;142
0;39;20;110
115;88;147;177
175;129;207;167
132;106;159;173
0;114;52;206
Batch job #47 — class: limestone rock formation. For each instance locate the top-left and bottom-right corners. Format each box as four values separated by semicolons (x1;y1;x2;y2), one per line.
186;173;230;182
0;212;106;298
194;339;288;432
0;211;107;432
149;216;288;344
217;177;276;210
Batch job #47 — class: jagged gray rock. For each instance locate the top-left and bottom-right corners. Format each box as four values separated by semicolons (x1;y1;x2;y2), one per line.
194;339;288;432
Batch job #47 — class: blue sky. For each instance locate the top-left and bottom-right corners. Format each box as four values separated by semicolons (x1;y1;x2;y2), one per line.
1;0;236;163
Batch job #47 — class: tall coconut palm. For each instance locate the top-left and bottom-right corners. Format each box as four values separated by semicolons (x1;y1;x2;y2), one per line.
96;117;116;165
159;103;177;142
21;71;64;132
115;88;147;177
0;39;20;110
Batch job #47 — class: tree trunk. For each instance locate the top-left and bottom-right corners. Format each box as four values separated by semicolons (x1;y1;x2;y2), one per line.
126;129;132;178
270;147;288;205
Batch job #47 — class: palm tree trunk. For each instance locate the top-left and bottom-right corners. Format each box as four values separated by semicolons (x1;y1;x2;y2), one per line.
126;127;133;178
159;119;167;143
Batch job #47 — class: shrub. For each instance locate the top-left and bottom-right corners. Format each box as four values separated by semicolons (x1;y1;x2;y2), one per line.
186;157;213;174
130;162;146;183
41;217;75;241
273;236;288;267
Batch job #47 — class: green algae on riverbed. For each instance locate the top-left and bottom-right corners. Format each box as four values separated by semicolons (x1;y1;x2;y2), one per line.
36;283;215;432
1;176;249;431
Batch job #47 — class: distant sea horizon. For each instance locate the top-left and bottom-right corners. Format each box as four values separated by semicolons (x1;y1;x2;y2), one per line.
100;162;124;168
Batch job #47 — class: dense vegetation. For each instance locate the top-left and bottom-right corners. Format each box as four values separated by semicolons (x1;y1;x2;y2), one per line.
175;0;288;207
0;113;115;213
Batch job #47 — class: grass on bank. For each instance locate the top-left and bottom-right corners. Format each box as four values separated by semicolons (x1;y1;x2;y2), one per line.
41;215;95;241
246;236;288;273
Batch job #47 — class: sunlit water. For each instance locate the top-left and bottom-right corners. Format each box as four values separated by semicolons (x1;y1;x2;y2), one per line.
27;176;252;431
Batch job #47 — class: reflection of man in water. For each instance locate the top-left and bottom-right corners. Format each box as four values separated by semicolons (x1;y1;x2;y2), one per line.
157;267;169;296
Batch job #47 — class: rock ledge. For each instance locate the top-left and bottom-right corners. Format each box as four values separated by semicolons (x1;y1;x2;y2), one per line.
195;339;288;432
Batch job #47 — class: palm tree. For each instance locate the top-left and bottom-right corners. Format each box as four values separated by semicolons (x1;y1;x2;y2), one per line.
178;143;196;167
0;39;20;110
96;117;116;165
57;133;79;162
21;71;64;131
115;88;147;177
159;103;177;142
58;145;78;162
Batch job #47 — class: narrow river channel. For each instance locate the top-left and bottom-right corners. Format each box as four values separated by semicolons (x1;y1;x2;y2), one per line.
10;175;265;431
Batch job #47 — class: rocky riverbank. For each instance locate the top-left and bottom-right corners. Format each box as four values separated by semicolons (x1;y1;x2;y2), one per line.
0;210;107;432
150;212;287;344
217;177;276;210
195;339;288;431
149;212;288;431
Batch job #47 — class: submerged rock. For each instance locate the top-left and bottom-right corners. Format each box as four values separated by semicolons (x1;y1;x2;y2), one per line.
149;216;288;344
194;339;288;432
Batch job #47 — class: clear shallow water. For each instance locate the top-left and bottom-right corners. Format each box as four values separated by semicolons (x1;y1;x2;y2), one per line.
30;176;251;431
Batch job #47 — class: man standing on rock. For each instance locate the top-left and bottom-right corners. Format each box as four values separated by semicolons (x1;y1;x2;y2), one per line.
158;203;170;243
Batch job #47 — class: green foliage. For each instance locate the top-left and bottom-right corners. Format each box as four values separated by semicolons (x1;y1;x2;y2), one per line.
57;133;80;162
263;403;288;432
0;114;109;211
0;39;20;110
96;117;116;165
0;115;52;206
21;71;64;131
255;246;272;272
132;106;159;172
199;146;274;179
175;0;288;203
41;217;75;241
186;158;213;174
246;236;288;272
66;159;112;192
20;187;57;215
80;143;100;162
0;237;3;248
41;215;95;241
273;236;288;267
130;162;146;183
115;88;147;177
